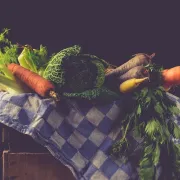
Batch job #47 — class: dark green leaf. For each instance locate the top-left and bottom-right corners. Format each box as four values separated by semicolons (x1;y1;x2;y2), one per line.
145;119;161;139
0;28;10;44
168;106;180;116
154;102;164;117
141;87;148;98
159;86;165;91
171;144;180;177
139;167;155;180
145;96;151;104
155;89;163;98
111;139;129;155
152;143;160;165
163;124;171;139
174;144;180;152
144;144;154;156
137;104;142;115
139;156;154;180
139;157;151;167
63;87;120;101
173;123;180;139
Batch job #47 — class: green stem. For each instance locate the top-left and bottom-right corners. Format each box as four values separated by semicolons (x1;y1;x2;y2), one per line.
0;64;15;80
0;74;26;94
122;118;132;140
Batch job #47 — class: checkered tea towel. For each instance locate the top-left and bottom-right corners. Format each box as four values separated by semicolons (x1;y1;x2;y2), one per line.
0;92;179;180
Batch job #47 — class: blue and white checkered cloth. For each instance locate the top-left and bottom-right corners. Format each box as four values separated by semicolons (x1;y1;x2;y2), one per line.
0;92;180;180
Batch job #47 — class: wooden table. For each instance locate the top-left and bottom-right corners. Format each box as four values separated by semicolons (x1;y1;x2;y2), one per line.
2;151;75;180
0;125;75;180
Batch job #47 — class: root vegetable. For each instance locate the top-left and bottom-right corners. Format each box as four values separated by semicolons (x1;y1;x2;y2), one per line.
119;77;149;93
8;63;59;101
162;66;180;91
117;66;149;83
106;53;155;77
162;66;180;84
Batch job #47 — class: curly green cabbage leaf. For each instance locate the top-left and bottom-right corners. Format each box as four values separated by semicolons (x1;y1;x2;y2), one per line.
43;45;81;86
63;87;120;102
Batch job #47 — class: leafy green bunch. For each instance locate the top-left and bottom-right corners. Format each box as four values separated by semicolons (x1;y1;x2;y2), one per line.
18;44;49;76
0;28;29;94
0;28;19;65
0;28;49;76
111;86;180;179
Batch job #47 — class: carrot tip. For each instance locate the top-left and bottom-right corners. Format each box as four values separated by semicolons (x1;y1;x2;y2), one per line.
49;90;60;101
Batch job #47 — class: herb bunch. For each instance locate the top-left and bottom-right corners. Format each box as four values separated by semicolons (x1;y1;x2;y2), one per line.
111;69;180;179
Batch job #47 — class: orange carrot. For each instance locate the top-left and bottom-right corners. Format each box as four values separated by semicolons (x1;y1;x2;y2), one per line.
162;66;180;84
8;63;59;100
162;66;180;91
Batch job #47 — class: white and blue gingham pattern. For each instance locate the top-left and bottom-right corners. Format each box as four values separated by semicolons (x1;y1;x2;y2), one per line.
0;92;179;180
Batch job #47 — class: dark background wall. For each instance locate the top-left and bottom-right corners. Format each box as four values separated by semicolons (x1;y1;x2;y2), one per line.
0;2;180;96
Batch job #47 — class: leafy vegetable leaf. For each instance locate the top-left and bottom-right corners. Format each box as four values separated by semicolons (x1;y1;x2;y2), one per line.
43;45;81;85
144;144;154;156
63;87;120;101
137;104;142;115
33;45;49;68
152;143;160;165
168;106;180;116
139;166;155;180
154;102;164;117
18;47;38;73
0;64;15;80
139;157;155;180
0;29;19;65
173;143;180;154
0;45;18;65
0;28;10;44
167;120;174;134
171;143;180;177
141;87;148;98
173;123;180;139
145;119;162;140
145;96;151;106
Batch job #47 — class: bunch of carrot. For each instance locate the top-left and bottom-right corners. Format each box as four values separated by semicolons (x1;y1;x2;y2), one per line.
105;53;180;93
105;53;155;93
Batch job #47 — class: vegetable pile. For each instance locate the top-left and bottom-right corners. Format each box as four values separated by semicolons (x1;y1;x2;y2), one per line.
0;28;119;101
1;28;180;179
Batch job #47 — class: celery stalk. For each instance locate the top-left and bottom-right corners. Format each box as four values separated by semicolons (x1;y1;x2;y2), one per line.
18;49;31;70
0;64;15;80
0;74;28;95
